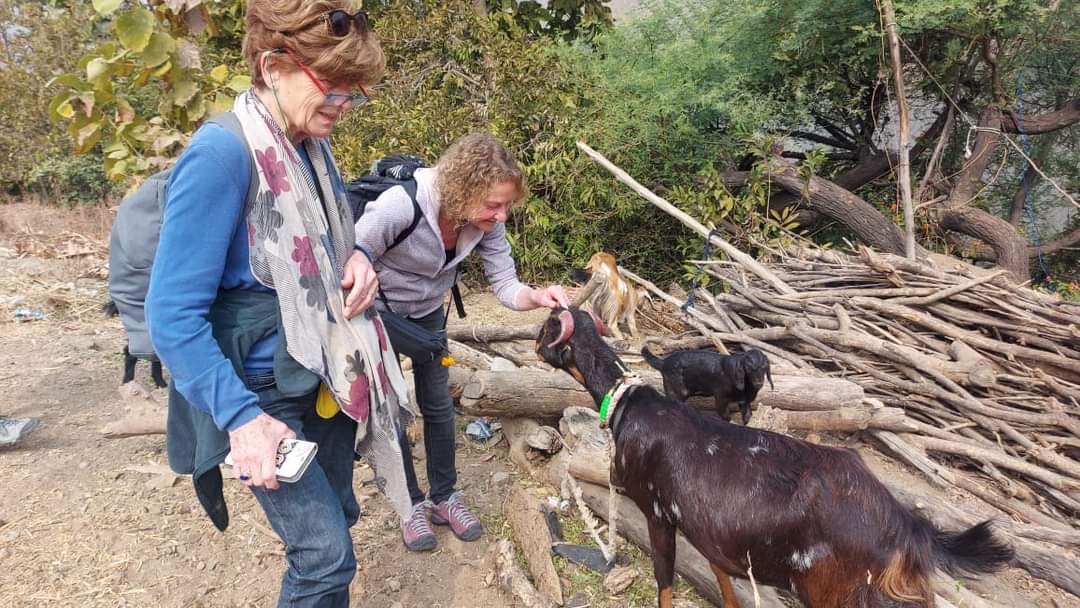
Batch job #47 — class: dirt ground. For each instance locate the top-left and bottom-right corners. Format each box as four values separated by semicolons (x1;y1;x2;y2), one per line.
0;201;1076;608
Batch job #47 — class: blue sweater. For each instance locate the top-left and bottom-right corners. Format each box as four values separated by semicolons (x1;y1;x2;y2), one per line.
147;123;325;432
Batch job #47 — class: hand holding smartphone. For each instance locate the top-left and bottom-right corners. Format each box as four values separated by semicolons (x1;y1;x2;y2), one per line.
225;438;318;483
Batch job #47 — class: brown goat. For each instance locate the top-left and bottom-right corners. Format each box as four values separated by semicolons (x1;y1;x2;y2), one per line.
536;308;1013;608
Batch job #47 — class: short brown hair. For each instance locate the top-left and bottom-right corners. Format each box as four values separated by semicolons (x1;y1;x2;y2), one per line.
243;0;385;89
436;133;527;225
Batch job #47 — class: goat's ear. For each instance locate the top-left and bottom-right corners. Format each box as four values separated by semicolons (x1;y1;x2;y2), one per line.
586;311;610;336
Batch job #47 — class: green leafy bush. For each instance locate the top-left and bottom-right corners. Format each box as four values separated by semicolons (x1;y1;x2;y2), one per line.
0;0;96;192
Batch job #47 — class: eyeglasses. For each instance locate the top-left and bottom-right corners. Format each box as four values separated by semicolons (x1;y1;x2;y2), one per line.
279;47;370;108
290;9;370;38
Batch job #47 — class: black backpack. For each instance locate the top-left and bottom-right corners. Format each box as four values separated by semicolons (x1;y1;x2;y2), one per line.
346;154;426;252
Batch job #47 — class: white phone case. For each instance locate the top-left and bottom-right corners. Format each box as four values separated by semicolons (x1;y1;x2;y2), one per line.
224;438;318;483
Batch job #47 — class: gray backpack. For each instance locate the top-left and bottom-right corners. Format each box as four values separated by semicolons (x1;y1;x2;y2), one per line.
108;112;256;387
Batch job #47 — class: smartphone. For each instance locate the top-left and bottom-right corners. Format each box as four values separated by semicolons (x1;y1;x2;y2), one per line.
224;438;319;483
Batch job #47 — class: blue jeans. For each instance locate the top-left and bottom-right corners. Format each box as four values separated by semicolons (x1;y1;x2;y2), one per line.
246;373;359;608
395;308;458;505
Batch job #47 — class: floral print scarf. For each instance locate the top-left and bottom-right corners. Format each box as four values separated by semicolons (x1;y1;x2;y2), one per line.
234;91;416;522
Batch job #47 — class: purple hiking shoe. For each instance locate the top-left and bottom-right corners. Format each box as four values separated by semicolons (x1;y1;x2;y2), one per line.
401;500;436;552
431;491;483;541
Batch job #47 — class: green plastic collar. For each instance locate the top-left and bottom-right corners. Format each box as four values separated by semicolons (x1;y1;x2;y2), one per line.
599;390;613;424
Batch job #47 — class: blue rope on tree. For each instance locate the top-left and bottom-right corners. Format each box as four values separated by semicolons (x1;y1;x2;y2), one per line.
1016;74;1049;280
682;229;722;312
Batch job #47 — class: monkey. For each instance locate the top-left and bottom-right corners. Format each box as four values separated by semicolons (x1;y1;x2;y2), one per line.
570;252;640;341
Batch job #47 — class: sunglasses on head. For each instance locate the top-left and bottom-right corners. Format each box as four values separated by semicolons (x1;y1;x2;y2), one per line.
289;9;370;38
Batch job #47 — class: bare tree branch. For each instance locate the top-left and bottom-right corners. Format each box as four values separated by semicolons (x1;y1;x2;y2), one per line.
1001;99;1080;135
1032;225;1080;257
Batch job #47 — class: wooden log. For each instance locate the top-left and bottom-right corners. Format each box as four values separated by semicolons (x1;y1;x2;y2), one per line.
502;417;546;474
506;487;564;605
449;339;494;371
754;405;918;434
489;539;557;608
526;426;564;454
448;324;541;342
575;480;788;607
453;368;864;418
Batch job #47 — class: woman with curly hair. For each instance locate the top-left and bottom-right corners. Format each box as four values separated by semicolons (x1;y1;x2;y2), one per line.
148;1;415;605
355;133;570;551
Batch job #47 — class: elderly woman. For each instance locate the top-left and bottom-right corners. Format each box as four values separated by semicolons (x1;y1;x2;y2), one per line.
355;133;570;551
147;2;411;606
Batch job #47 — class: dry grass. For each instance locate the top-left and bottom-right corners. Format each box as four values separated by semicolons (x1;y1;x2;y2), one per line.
0;200;114;242
0;199;111;323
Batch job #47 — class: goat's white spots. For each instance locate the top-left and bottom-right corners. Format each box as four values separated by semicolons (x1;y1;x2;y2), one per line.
788;544;830;572
653;500;662;519
748;435;769;456
705;442;718;456
670;502;681;522
647;482;654;491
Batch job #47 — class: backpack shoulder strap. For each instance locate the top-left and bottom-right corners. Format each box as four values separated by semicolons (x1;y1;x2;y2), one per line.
386;179;422;252
206;112;259;216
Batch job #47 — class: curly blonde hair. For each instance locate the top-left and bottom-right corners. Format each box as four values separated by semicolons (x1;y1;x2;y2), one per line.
243;0;385;89
436;134;527;225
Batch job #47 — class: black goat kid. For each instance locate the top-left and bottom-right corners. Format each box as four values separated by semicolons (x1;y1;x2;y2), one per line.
642;346;773;424
536;308;1013;608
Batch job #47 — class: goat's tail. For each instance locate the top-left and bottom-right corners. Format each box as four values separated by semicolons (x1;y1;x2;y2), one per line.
933;520;1014;576
640;346;665;370
878;518;1012;604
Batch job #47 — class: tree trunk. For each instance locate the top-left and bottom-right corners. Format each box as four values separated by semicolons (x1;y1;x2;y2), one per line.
878;0;916;258
939;206;1030;280
937;107;1033;280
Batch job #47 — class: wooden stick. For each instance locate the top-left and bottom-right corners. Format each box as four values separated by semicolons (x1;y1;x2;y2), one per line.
897;269;1011;306
576;141;795;295
490;539;557;608
877;0;916;259
505;487;564;605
